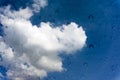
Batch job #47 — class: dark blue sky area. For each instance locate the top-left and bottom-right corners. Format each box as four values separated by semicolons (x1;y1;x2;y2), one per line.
0;0;120;80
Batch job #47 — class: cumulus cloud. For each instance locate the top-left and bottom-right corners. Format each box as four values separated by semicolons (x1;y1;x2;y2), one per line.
0;0;87;80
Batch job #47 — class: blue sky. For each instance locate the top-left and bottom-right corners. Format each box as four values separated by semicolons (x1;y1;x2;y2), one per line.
0;0;120;80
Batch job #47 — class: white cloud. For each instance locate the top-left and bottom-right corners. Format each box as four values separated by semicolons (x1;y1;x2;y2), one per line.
32;0;48;12
0;6;33;19
0;0;87;80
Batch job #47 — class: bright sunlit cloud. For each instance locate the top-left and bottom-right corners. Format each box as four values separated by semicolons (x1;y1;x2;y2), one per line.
0;0;87;80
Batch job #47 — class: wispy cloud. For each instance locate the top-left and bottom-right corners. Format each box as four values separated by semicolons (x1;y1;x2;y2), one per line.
32;0;48;12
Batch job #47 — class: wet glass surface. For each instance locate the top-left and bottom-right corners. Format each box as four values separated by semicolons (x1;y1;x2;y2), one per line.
0;0;120;80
